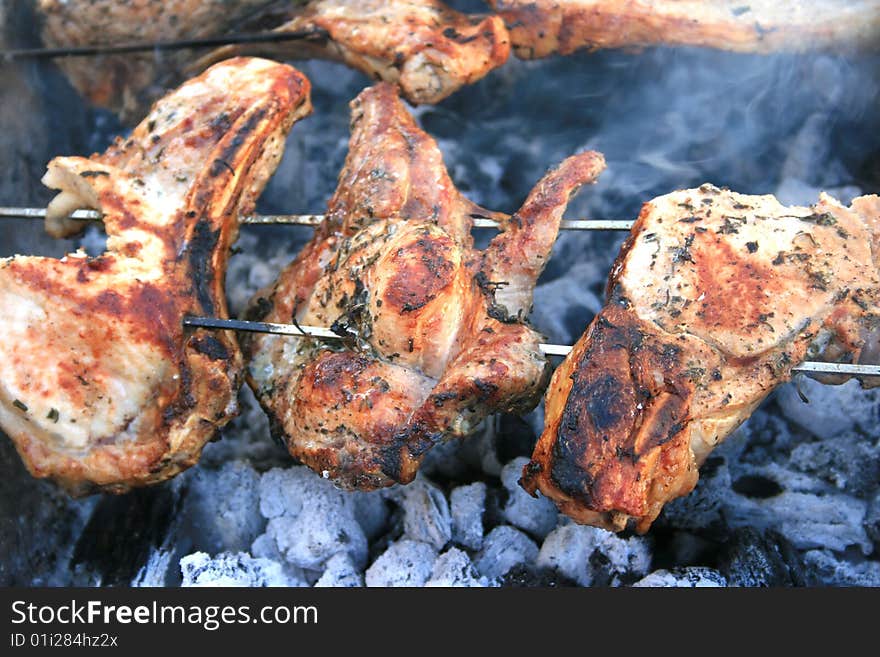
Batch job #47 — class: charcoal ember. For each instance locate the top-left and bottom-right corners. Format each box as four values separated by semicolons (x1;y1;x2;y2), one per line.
315;552;364;588
255;466;368;571
802;550;880;587
450;482;487;550
180;551;290;587
537;524;652;587
183;461;264;553
386;476;452;551
657;455;729;533
0;439;93;586
865;491;880;551
474;526;539;580
776;378;880;440
420;439;473;481
365;540;438;587
456;414;537;478
494;415;540;464
71;483;184;587
716;528;806;587
425;548;488;587
500;457;558;540
501;564;577;588
788;432;880;497
632;568;727;587
352;490;390;541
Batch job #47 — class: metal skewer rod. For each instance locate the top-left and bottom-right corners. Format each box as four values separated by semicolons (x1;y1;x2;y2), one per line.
182;316;880;377
1;29;327;61
0;207;635;231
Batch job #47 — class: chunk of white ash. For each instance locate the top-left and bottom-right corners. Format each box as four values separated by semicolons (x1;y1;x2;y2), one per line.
474;526;539;581
386;476;451;551
501;457;558;539
450;482;486;550
255;466;368;571
425;548;489;587
720;463;872;554
537;524;652;587
180;552;290;587
803;549;880;586
788;431;879;496
315;552;364;588
632;568;727;588
365;540;438;587
184;460;263;553
250;533;310;587
776;377;880;440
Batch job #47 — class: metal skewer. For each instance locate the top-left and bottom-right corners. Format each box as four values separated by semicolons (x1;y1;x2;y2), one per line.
2;206;875;377
0;207;635;231
182;316;880;377
1;30;327;61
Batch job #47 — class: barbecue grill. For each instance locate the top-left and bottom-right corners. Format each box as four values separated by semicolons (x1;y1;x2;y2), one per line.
1;1;879;587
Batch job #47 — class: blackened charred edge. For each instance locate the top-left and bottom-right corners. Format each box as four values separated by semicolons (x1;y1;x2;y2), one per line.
265;407;295;451
163;359;196;424
550;429;596;509
520;459;543;496
244;295;274;322
190;335;231;361
380;441;404;483
209;107;269;179
187;219;221;316
475;270;518;324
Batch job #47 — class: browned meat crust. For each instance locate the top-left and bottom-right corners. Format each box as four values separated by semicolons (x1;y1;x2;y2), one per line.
524;185;880;532
244;82;604;489
199;0;510;105
490;0;880;59
39;0;508;118
0;58;312;494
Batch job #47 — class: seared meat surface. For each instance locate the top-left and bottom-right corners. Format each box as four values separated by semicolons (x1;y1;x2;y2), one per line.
490;0;880;58
524;186;880;532
244;82;604;489
39;0;275;120
199;0;509;105
0;58;311;494
39;0;508;118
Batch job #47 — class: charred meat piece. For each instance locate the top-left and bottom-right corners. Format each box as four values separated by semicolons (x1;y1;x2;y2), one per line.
38;0;276;120
199;0;510;105
524;186;880;532
244;82;604;490
490;0;880;58
0;58;312;494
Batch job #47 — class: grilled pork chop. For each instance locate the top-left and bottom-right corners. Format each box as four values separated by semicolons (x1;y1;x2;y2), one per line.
198;0;510;105
490;0;880;58
244;82;604;489
524;186;880;532
0;58;311;494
